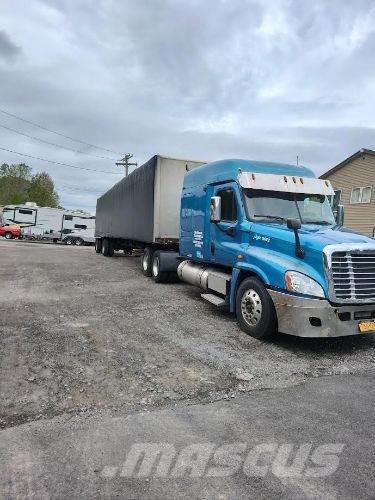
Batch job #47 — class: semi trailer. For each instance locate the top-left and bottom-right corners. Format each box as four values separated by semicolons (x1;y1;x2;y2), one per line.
95;155;375;339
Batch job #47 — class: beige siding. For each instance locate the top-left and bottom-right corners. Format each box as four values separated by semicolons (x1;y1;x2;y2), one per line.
324;153;375;237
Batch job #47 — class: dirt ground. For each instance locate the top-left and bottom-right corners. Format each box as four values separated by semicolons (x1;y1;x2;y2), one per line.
1;239;374;430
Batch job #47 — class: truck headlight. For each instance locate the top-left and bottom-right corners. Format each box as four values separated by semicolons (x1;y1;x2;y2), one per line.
285;271;325;298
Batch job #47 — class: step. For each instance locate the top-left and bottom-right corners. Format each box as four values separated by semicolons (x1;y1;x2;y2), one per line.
201;293;227;308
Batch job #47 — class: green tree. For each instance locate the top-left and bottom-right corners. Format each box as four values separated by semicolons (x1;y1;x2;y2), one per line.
0;163;31;204
27;172;59;207
0;163;60;207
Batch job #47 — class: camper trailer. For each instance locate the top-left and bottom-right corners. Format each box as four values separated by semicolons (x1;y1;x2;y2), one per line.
1;203;95;245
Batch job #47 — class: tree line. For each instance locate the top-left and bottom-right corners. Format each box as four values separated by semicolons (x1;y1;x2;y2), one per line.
0;163;60;208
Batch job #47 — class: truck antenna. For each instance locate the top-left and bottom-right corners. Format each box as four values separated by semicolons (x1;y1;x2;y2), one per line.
116;154;138;176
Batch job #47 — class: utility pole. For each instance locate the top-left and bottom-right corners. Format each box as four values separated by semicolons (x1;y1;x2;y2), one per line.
116;154;137;176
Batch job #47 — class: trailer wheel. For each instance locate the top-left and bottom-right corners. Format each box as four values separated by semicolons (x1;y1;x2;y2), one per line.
65;237;74;245
95;239;102;254
141;247;154;276
102;238;114;257
236;277;276;339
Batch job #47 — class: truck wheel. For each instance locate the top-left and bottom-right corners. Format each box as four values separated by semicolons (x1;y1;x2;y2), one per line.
236;277;276;339
151;251;170;283
66;238;74;245
102;238;114;257
141;247;154;276
75;238;84;246
5;232;12;239
95;239;102;253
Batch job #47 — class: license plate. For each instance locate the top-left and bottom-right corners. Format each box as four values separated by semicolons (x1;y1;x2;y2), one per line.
358;320;375;333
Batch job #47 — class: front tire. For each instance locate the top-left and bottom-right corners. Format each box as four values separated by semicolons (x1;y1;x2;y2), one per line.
5;232;12;240
236;277;276;339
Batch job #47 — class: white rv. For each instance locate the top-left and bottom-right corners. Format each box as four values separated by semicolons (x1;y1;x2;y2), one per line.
1;203;95;245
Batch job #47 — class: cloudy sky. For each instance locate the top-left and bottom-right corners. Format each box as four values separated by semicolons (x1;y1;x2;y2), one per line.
1;0;375;212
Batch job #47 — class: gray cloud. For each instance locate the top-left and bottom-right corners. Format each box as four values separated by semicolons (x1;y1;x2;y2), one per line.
0;30;21;61
0;0;375;211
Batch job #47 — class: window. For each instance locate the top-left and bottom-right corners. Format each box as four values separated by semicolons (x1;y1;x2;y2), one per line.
350;186;372;204
243;189;335;225
19;209;33;215
74;224;87;230
218;189;237;222
64;215;73;221
331;190;342;211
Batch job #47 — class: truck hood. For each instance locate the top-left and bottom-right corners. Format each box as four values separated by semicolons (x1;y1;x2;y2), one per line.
251;223;373;253
245;222;375;295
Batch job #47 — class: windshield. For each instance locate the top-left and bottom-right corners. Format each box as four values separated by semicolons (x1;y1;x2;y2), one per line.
243;189;336;225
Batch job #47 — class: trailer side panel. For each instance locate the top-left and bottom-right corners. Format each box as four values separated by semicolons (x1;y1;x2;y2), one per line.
95;156;156;242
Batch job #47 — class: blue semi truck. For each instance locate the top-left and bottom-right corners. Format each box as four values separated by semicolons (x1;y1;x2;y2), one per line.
95;154;375;339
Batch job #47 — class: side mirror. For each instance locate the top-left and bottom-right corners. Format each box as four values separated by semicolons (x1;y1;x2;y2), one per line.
287;218;301;230
210;196;221;222
335;204;344;226
287;218;304;258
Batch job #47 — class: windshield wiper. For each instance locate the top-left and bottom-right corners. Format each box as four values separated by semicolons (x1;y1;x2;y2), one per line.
253;214;288;222
302;220;333;225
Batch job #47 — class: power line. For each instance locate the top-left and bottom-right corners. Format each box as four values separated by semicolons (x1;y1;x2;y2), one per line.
0;122;117;161
0;146;123;175
0;108;122;156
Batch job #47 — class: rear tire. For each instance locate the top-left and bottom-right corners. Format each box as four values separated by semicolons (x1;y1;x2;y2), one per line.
95;239;102;253
102;238;114;257
151;251;172;283
141;247;154;276
236;277;276;339
65;238;74;245
75;238;84;246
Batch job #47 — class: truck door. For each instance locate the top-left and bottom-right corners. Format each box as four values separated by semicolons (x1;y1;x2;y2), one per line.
209;183;241;267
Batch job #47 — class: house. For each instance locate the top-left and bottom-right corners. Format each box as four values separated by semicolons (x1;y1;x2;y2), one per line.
320;148;375;237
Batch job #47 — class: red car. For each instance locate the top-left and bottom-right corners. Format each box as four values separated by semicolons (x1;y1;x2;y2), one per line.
0;223;22;239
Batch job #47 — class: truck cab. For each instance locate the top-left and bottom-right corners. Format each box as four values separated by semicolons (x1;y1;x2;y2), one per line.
178;159;375;338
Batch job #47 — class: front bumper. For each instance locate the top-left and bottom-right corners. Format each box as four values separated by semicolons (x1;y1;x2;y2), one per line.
269;289;375;338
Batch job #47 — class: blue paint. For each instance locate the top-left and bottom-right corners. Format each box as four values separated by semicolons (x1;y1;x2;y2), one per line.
179;159;374;307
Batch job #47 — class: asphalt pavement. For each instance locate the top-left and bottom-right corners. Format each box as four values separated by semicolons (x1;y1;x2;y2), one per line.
0;239;374;499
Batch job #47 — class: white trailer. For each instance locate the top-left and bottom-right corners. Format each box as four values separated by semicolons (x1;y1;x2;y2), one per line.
1;203;95;244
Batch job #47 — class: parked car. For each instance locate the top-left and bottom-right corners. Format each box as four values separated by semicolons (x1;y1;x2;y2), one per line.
0;222;22;239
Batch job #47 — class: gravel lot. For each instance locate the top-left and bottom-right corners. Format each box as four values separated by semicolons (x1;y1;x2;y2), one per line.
1;239;374;498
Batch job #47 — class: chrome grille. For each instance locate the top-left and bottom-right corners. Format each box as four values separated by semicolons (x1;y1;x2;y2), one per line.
331;251;375;302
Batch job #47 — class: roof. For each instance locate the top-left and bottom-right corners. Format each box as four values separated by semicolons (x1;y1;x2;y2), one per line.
320;148;375;179
184;159;315;188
